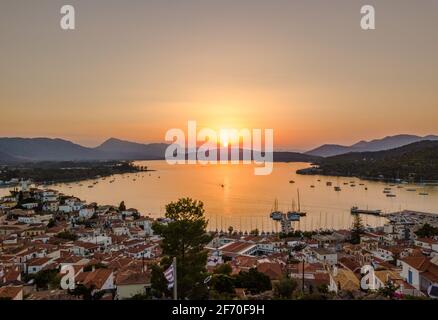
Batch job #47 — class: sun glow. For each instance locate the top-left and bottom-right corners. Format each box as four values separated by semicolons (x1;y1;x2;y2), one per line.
219;130;231;147
219;129;241;148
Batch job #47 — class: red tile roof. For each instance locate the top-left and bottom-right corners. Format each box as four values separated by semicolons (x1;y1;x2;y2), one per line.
76;268;113;290
257;262;284;280
0;286;22;299
220;241;255;254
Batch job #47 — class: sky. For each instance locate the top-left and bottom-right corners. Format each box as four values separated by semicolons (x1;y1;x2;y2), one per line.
0;0;437;150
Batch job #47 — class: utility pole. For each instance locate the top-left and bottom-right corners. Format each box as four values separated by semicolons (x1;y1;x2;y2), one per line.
302;259;305;293
173;257;177;300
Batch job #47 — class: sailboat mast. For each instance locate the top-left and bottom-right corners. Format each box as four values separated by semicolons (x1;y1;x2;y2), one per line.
297;189;301;212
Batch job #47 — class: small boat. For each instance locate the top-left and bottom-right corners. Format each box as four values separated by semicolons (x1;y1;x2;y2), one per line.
386;194;396;197
384;187;392;190
359;183;365;186
383;190;391;194
406;189;417;192
289;180;295;184
317;179;321;182
350;184;356;187
326;182;332;186
334;186;341;191
343;182;349;185
88;185;93;188
419;192;429;196
397;185;404;189
310;185;315;188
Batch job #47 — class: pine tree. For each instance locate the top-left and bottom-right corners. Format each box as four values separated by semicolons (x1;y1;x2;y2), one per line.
351;214;364;244
152;198;212;299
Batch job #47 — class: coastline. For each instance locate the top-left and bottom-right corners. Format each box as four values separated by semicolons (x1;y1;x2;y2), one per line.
296;166;438;185
0;161;154;186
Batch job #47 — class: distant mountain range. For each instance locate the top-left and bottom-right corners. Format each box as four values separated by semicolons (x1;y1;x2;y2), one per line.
306;134;438;157
0;137;168;162
1;134;437;163
0;137;319;163
299;140;438;181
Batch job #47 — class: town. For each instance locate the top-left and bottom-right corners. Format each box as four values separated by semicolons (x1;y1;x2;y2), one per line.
0;181;437;300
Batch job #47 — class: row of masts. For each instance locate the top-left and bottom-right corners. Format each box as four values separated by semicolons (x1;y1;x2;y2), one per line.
204;211;384;234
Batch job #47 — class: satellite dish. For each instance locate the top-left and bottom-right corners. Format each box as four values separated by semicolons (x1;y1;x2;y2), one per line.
204;275;212;284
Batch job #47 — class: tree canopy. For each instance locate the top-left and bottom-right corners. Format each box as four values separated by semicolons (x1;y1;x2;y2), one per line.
351;214;364;244
152;198;212;299
234;268;272;294
415;223;438;238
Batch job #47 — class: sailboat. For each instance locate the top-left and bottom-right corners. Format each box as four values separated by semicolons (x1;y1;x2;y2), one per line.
297;189;306;217
286;199;300;221
270;198;283;221
287;189;306;220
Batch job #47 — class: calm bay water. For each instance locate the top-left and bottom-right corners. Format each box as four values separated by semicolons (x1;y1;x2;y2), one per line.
3;161;438;232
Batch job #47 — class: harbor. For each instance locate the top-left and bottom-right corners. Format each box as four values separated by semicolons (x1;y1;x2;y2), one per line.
1;161;437;233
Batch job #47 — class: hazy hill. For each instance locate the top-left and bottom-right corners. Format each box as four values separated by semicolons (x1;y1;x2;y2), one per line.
272;151;320;162
0;150;19;162
0;138;105;161
0;137;168;162
300;140;438;181
185;148;320;162
305;144;352;158
306;134;438;157
94;138;168;160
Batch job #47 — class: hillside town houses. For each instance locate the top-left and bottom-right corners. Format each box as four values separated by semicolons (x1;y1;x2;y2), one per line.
0;182;438;300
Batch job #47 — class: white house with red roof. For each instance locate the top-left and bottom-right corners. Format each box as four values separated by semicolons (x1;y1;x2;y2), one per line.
399;255;438;295
414;238;438;253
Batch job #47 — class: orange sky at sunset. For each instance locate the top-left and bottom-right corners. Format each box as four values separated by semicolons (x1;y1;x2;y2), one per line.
1;0;437;150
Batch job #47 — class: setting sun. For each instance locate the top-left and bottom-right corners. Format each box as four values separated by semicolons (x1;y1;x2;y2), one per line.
219;129;240;147
219;130;230;147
